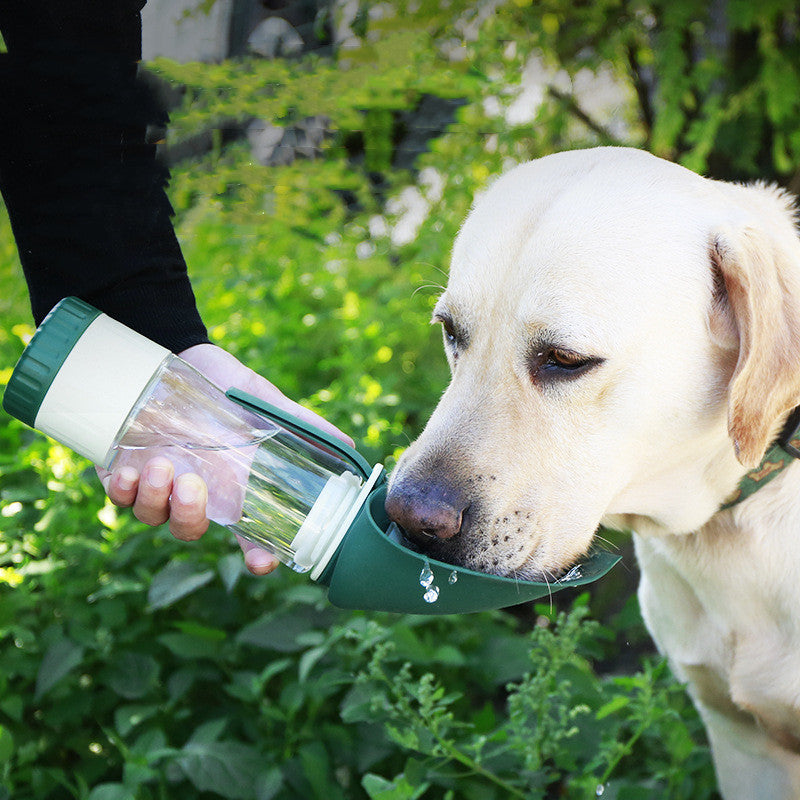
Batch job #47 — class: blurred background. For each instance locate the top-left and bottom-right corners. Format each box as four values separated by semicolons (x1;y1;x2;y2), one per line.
1;1;798;797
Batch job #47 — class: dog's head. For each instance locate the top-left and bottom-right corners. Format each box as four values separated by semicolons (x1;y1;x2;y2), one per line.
386;147;800;580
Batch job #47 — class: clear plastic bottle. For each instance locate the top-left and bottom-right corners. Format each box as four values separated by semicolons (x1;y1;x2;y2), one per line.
110;355;367;571
2;298;380;577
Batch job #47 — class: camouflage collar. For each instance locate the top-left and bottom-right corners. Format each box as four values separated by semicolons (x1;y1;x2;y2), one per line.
720;408;800;510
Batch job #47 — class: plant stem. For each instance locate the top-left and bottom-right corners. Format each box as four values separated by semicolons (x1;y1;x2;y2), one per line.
436;735;527;799
599;718;649;785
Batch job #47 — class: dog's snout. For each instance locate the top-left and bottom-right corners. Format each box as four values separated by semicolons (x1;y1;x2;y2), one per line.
385;482;465;543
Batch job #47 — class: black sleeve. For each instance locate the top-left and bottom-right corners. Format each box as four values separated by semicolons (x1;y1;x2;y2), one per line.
0;1;209;353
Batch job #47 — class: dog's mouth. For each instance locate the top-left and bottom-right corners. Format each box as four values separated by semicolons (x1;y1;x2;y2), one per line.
387;514;586;585
383;474;600;584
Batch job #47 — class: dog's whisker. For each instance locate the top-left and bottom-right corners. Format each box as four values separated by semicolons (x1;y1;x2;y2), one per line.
593;532;618;550
411;283;446;298
387;433;413;449
412;260;449;281
543;569;554;612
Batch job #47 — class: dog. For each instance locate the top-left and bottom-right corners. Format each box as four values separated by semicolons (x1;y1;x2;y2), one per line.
384;147;800;799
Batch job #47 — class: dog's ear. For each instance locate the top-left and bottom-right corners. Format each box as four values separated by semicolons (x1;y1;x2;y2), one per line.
711;208;800;468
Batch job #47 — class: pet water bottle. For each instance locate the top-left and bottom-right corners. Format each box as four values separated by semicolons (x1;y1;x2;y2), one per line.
3;297;620;613
2;297;383;579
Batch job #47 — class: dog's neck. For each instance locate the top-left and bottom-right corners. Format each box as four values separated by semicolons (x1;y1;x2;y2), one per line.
633;458;800;758
603;408;800;540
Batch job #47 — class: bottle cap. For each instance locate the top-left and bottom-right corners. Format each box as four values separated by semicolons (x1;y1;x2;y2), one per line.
3;297;169;466
3;297;101;427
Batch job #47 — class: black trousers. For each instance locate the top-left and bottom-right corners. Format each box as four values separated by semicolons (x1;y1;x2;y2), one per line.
0;0;208;353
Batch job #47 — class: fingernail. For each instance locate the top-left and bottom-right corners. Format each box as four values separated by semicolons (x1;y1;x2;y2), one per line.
147;464;171;489
175;476;203;504
246;549;279;575
117;467;137;492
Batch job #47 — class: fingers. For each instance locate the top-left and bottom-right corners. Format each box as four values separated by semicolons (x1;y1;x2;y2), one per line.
235;534;280;576
102;465;140;508
104;459;210;541
132;458;174;526
100;458;280;576
169;474;210;541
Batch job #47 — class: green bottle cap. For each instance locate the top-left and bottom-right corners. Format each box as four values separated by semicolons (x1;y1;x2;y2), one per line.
4;297;170;466
3;297;101;426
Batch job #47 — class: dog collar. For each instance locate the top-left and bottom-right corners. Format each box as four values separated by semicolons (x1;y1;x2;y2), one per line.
720;407;800;510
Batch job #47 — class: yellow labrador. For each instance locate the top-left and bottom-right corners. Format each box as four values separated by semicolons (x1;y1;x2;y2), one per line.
385;147;800;799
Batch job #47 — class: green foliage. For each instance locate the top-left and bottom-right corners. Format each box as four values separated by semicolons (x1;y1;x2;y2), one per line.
7;0;800;795
347;604;718;799
501;0;800;182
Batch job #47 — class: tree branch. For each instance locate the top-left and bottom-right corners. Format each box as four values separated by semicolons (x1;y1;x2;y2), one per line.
626;43;655;146
546;85;625;146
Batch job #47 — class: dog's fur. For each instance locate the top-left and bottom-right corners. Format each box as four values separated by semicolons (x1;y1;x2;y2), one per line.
385;147;800;798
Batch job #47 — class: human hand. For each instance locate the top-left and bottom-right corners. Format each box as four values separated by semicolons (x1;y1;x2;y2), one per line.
97;343;353;575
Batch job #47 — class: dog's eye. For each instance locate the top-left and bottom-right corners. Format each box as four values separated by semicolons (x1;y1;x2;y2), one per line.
546;349;591;371
533;347;603;380
434;314;463;356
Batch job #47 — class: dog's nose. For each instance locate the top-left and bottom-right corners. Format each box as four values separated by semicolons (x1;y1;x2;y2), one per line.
385;483;465;542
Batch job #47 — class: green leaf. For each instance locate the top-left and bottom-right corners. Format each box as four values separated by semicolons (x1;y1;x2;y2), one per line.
122;761;160;787
147;560;215;610
0;695;23;722
299;741;337;800
86;784;136;800
105;652;160;700
298;644;329;682
87;577;145;603
173;620;228;641
130;727;169;759
255;767;283;800
158;632;223;660
35;638;85;699
596;695;629;720
175;740;264;799
236;607;322;652
113;704;160;737
340;682;377;724
218;551;244;593
0;725;14;763
188;718;228;745
362;773;429;800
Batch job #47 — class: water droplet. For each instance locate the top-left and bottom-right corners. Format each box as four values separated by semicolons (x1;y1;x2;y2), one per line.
385;522;404;544
595;784;605;797
448;570;458;584
423;585;440;603
560;565;583;582
419;562;434;589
